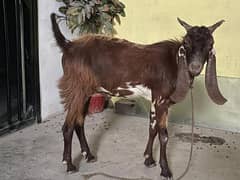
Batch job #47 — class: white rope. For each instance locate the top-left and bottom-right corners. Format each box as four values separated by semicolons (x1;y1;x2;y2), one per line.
175;88;195;180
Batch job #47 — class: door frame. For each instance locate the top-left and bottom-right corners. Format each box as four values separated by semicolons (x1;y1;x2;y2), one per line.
16;0;41;123
29;0;41;123
0;0;41;135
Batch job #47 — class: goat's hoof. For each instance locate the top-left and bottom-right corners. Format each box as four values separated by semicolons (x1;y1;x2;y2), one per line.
67;164;77;173
82;151;96;163
160;169;173;180
160;175;173;180
144;157;156;168
86;154;97;163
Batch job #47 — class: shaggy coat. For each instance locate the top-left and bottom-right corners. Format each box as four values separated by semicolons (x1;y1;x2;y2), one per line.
51;13;226;179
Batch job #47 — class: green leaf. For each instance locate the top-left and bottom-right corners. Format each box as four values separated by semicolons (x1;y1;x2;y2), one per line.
55;0;126;35
70;1;84;7
119;10;126;17
111;0;119;6
85;4;92;19
78;13;83;24
81;9;86;22
59;6;68;14
66;7;80;16
101;12;112;21
56;0;71;5
71;24;79;33
119;2;126;8
63;0;69;2
114;14;121;24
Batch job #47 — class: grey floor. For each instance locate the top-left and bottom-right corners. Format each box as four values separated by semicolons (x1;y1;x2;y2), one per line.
0;109;240;180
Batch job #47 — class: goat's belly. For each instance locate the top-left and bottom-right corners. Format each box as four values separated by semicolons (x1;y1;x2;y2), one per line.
97;84;151;101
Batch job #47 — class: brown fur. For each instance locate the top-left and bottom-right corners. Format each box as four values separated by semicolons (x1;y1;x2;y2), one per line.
159;111;168;128
58;34;182;126
58;59;98;125
50;13;227;178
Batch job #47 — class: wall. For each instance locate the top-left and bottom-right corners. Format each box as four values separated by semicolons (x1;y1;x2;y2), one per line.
115;0;240;78
38;0;73;120
38;0;240;130
114;0;240;131
169;76;240;132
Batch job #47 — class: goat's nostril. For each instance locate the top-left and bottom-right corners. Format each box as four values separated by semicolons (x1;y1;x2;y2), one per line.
192;64;200;70
190;62;201;71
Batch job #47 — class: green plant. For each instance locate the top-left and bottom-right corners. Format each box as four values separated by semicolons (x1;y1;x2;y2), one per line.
56;0;126;36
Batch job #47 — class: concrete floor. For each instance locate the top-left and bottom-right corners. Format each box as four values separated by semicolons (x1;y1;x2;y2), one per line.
0;109;240;180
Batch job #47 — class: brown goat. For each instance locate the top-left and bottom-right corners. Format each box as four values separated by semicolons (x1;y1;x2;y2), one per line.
51;13;227;179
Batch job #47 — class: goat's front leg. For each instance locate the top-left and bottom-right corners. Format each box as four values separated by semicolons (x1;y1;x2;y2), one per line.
156;107;172;179
144;100;158;167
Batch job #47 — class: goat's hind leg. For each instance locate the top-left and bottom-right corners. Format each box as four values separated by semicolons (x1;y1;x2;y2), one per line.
75;124;96;162
61;96;88;172
75;97;96;162
62;114;77;173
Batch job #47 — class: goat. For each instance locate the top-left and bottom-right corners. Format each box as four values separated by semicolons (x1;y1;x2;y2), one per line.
50;13;227;179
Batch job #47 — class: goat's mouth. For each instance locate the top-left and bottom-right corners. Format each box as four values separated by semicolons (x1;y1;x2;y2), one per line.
189;69;202;76
188;61;203;76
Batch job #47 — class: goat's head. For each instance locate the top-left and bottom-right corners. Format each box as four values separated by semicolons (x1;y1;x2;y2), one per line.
170;18;227;105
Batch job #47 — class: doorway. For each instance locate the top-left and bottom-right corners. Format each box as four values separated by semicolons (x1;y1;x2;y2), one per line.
0;0;40;135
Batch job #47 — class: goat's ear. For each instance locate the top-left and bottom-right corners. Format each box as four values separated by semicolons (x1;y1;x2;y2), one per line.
208;20;225;33
170;54;191;103
205;49;227;105
177;18;192;31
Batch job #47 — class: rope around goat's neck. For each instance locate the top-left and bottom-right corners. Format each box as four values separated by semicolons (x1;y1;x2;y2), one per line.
175;88;195;180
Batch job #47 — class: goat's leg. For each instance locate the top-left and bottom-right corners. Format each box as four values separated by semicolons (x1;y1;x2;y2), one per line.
157;110;172;179
62;121;68;164
62;119;76;172
74;97;96;162
144;103;158;167
75;123;96;162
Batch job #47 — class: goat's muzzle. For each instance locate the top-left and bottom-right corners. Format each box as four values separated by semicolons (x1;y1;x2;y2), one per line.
189;61;203;76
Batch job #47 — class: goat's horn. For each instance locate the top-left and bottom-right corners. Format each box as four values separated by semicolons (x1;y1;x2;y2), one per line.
170;49;191;103
205;49;227;105
208;20;225;33
177;18;192;31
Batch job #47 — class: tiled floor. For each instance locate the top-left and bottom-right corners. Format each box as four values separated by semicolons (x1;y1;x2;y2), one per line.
0;109;239;180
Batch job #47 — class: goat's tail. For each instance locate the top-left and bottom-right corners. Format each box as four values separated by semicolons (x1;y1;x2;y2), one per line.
50;13;71;51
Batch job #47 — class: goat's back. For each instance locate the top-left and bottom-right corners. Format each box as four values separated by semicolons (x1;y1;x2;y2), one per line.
63;35;181;91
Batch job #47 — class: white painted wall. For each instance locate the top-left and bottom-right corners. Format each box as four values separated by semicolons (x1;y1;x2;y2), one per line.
38;0;74;120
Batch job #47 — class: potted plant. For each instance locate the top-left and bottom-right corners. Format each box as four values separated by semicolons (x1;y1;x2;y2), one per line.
55;0;126;36
55;0;126;113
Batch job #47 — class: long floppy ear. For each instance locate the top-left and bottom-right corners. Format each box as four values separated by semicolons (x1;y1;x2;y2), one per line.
170;47;191;103
177;18;192;31
208;20;225;33
205;49;227;105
